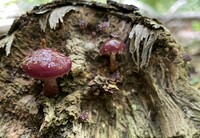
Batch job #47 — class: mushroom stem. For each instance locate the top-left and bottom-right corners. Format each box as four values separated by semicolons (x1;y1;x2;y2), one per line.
110;53;116;72
40;39;47;48
43;79;59;97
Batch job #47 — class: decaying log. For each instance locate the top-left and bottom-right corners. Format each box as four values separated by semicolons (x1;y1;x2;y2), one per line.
0;0;200;137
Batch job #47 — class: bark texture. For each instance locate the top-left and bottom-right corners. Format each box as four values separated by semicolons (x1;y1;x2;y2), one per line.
0;0;200;137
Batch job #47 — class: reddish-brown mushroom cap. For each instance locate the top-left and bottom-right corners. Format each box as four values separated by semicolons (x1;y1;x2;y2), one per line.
22;48;72;79
100;39;125;73
100;39;125;55
22;48;72;97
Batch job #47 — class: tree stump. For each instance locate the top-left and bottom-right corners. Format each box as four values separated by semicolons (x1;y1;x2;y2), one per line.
0;0;200;137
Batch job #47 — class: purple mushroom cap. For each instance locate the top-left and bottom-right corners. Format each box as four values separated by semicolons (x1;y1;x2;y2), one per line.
183;54;192;62
100;39;125;55
22;48;72;79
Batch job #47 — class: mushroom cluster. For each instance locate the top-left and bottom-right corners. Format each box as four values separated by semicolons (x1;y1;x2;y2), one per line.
21;26;125;97
22;48;72;97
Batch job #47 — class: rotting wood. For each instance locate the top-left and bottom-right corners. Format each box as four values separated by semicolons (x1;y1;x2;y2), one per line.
0;0;200;138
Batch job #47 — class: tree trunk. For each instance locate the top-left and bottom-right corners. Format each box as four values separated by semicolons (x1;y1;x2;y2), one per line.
0;0;200;137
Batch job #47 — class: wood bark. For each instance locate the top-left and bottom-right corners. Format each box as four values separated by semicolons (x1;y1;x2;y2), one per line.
0;0;200;137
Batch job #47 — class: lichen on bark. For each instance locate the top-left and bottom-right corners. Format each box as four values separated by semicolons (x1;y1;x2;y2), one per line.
0;0;200;138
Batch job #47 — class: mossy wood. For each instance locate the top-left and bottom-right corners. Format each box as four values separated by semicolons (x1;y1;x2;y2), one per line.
0;0;200;137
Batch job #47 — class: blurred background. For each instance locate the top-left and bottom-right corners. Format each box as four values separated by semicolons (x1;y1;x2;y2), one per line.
0;0;199;89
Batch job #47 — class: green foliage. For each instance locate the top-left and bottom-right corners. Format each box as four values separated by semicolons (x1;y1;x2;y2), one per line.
92;0;107;3
191;21;200;31
139;0;176;14
177;0;200;12
139;0;200;15
14;0;51;5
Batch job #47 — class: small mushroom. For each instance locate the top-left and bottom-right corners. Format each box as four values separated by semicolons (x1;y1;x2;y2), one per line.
79;20;88;30
183;54;192;62
98;21;109;34
79;111;89;122
100;38;125;72
22;48;72;97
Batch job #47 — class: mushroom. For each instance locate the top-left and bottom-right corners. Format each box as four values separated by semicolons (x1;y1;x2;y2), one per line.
22;48;72;97
98;21;109;34
100;38;125;72
79;20;88;30
183;53;192;62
